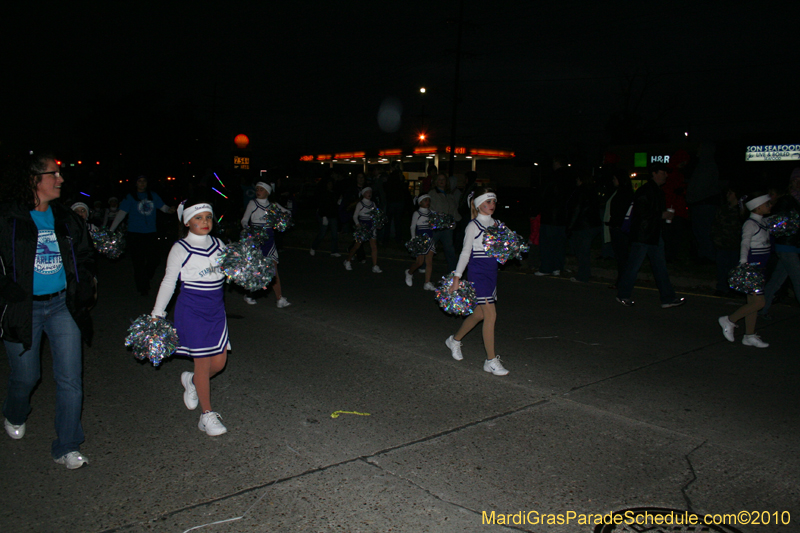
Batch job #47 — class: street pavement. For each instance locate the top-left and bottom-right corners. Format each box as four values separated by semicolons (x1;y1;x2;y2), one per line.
1;243;799;533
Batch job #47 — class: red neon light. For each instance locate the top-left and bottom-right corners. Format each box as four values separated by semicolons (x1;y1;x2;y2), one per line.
445;146;467;154
413;146;438;154
299;155;314;161
316;154;332;161
469;149;515;158
379;149;403;156
333;152;366;160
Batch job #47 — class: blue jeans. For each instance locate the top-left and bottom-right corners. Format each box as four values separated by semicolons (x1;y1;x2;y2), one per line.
312;215;339;254
760;251;800;315
570;226;601;282
432;229;457;273
539;224;566;273
616;238;677;303
3;292;84;458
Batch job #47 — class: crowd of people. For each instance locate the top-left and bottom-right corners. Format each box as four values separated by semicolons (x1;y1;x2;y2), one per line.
3;149;798;470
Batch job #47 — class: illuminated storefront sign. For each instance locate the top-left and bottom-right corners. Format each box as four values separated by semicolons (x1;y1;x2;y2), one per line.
634;153;670;167
233;156;249;169
746;145;800;162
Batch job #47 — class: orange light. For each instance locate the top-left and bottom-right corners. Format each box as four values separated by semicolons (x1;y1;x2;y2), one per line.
413;146;438;155
96;161;100;165
333;152;365;160
234;134;249;149
316;154;332;161
55;160;62;166
77;160;82;164
418;134;426;141
379;149;403;156
468;149;515;158
299;155;314;162
445;146;467;154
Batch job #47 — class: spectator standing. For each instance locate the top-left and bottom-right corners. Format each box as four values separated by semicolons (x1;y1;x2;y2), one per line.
615;163;685;308
662;150;691;262
711;187;744;297
686;144;720;263
604;170;633;289
536;156;573;276
384;168;409;245
566;172;602;283
310;177;341;257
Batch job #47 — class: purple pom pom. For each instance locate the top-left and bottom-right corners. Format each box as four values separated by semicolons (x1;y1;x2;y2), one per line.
483;222;530;264
217;238;277;291
765;211;800;237
728;263;765;294
89;227;125;259
429;211;456;230
405;234;432;256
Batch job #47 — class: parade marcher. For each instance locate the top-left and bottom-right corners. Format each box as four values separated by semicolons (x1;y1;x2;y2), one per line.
616;163;685;308
718;193;772;348
405;194;436;290
109;176;175;295
102;196;120;228
240;182;292;307
151;199;230;435
444;187;509;376
428;173;459;273
1;152;95;469
71;201;98;232
344;187;382;273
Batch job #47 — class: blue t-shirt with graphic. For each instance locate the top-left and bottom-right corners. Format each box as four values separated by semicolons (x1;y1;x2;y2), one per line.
30;207;67;296
120;191;165;233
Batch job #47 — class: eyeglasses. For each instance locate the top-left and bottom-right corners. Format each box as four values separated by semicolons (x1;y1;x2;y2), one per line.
38;170;64;178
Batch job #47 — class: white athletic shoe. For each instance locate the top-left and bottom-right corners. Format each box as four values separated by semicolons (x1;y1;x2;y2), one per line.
309;249;316;256
423;282;436;291
55;451;89;470
243;295;257;305
198;411;227;436
372;265;383;273
4;419;25;440
344;260;352;271
718;316;736;342
181;371;198;410
445;335;463;361
276;296;291;308
405;270;413;287
484;356;509;376
418;268;426;273
742;334;769;348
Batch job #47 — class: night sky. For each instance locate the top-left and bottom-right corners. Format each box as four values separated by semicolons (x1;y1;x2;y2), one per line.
3;1;799;170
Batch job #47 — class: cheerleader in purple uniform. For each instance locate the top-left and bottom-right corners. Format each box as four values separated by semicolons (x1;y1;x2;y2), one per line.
405;194;437;290
240;182;291;308
151;200;230;436
344;187;382;273
444;187;509;375
718;192;772;348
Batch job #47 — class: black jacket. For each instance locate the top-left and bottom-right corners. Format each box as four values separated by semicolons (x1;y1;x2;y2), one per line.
566;184;602;231
629;180;666;245
608;186;634;228
0;201;95;349
539;167;575;226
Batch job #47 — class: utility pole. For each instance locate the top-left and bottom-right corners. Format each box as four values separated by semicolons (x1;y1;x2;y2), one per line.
448;0;465;178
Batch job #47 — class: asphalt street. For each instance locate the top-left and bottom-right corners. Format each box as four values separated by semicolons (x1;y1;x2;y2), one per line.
1;244;799;533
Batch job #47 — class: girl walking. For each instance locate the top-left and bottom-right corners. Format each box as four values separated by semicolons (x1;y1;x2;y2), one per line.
405;194;436;290
240;182;291;307
718;193;772;348
151;200;230;435
344;187;382;273
444;187;509;375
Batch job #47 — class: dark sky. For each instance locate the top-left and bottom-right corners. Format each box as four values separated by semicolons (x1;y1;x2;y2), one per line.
3;1;798;165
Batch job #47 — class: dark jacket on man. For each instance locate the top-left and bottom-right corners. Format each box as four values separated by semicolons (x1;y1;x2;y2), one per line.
0;201;95;349
628;180;666;245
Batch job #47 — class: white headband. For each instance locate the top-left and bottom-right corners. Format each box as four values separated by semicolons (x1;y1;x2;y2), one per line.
473;192;497;208
416;194;431;204
255;181;273;195
745;194;771;211
361;187;372;196
71;202;89;213
178;202;213;224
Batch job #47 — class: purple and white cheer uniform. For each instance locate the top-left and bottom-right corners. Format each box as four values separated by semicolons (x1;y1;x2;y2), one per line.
353;199;376;239
241;198;289;263
740;213;772;268
455;214;498;304
152;233;230;358
410;208;436;255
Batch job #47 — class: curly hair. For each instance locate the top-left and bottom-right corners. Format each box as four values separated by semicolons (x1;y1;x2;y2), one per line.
0;151;56;209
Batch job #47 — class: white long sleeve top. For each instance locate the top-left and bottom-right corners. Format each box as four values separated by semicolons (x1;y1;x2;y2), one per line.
454;214;497;278
151;232;226;317
353;199;375;225
739;213;771;263
241;199;290;228
410;208;431;237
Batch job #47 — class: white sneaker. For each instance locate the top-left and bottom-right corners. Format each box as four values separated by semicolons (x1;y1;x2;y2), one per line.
309;249;316;256
276;296;291;308
445;335;463;361
4;419;25;439
55;451;88;469
484;356;509;376
534;271;551;276
372;265;383;273
181;371;198;410
552;270;561;276
243;295;257;305
418;268;426;273
198;411;227;436
423;282;436;291
344;260;352;271
331;253;341;257
405;270;413;287
742;334;769;348
718;316;736;342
